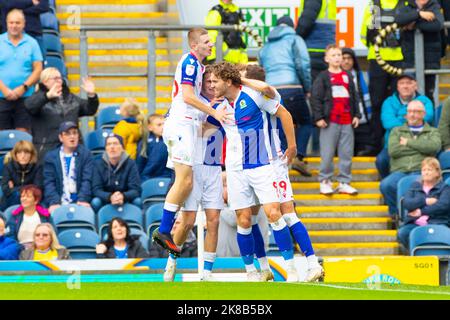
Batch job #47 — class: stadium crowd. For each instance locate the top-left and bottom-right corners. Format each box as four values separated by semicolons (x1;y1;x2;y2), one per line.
0;0;449;283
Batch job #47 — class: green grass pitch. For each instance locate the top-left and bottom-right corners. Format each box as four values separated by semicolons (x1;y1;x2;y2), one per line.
1;282;450;300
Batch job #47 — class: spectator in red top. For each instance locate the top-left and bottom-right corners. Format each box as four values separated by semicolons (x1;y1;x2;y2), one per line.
310;45;361;195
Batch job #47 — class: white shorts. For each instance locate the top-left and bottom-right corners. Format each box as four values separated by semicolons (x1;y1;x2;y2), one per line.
271;158;294;204
163;118;199;168
183;164;224;211
226;165;279;210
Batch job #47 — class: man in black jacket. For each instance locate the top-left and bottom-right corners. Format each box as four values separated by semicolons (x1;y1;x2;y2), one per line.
395;0;444;103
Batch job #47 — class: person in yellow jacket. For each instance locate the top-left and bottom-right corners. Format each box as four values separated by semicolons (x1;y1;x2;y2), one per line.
205;0;248;64
113;98;146;160
360;0;403;154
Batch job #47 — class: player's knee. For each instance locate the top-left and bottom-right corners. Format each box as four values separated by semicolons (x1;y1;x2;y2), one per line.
206;216;220;232
268;208;282;223
237;216;252;229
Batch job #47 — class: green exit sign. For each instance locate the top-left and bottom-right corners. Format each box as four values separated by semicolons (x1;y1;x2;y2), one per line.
241;7;291;48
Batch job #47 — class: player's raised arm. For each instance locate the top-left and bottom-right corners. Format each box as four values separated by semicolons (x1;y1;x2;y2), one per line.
241;77;277;99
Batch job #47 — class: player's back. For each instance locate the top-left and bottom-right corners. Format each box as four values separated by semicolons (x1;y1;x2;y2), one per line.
167;52;204;122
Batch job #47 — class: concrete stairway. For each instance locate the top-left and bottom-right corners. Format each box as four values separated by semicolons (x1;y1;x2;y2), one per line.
56;0;181;126
292;157;399;256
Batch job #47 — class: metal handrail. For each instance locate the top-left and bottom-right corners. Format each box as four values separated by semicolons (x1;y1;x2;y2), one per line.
78;24;241;135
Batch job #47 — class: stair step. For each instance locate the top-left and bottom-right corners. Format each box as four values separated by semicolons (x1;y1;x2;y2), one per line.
57;12;179;25
68;75;173;87
61;37;182;50
313;242;399;256
70;86;170;99
297;205;389;218
294;193;383;206
301;217;393;230
289;169;379;182
56;0;158;4
58;4;158;13
65;61;175;75
303;157;376;170
309;230;397;243
292;181;380;194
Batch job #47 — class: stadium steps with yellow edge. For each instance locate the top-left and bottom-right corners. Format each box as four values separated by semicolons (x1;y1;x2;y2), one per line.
57;0;180;112
437;46;450;103
291;156;399;256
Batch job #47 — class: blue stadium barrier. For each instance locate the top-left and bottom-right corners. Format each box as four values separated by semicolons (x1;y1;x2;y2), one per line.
97;204;144;239
58;228;100;259
438;151;450;181
52;204;96;234
96;106;123;130
141;177;171;206
0;130;32;156
409;225;450;256
144;202;164;236
396;174;421;222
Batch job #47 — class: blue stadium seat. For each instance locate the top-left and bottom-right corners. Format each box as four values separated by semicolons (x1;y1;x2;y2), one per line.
49;0;56;10
45;55;67;78
3;205;20;223
58;228;100;259
434;104;443;127
445;177;450;186
43;32;63;55
141;177;171;206
40;10;59;32
97;204;144;239
96;106;123;130
144;202;163;236
396;174;421;222
52;204;96;233
409;225;450;256
0;130;32;156
0;155;4;180
85;128;112;157
438;151;450;181
130;229;150;252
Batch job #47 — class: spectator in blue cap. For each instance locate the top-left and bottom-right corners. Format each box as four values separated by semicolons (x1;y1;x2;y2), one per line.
43;121;93;213
91;133;141;212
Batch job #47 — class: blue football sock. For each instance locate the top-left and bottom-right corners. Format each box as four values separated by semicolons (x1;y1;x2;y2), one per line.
159;202;179;234
252;223;267;259
290;221;315;257
271;218;294;261
237;227;255;266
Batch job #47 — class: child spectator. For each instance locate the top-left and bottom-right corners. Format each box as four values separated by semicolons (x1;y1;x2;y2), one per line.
113;98;145;160
136;114;172;182
310;45;361;195
1;141;43;210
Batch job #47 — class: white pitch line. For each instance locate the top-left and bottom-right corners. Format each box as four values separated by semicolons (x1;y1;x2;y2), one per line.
299;282;450;296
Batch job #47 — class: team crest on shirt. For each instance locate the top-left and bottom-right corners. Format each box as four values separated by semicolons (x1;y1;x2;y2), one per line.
342;74;349;84
239;100;247;109
186;64;195;76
